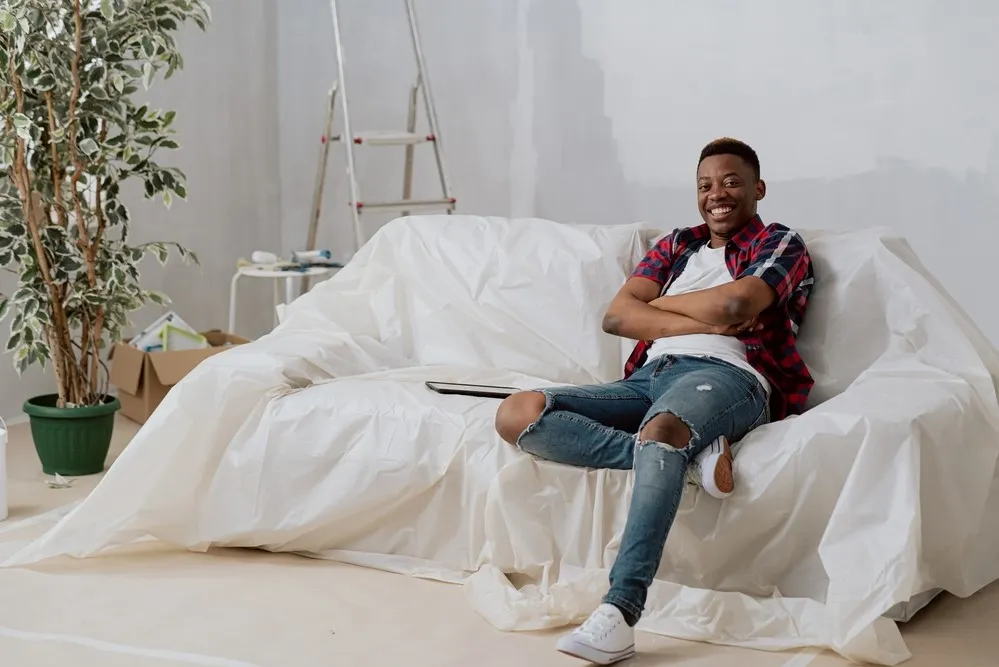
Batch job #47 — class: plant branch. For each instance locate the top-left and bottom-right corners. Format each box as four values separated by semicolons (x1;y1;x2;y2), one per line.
44;92;69;230
9;59;73;405
67;0;96;292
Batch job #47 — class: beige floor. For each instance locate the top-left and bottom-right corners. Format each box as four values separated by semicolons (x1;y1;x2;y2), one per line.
1;417;996;667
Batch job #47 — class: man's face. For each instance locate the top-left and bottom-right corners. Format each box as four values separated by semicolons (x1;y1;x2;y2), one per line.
696;154;765;240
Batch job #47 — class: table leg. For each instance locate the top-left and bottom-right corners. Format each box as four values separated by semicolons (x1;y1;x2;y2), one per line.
273;279;280;328
228;272;241;333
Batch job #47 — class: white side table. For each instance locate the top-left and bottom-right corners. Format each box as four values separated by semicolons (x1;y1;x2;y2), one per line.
228;266;338;333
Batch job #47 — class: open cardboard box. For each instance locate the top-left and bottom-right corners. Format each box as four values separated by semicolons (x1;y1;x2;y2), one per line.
110;330;250;424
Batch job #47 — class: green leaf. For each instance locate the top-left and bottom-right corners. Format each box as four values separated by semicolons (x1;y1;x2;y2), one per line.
151;244;168;265
0;10;15;33
34;73;56;90
61;256;83;272
148;291;170;306
141;36;154;59
79;138;100;156
6;332;20;352
12;114;30;129
142;62;154;90
101;0;115;20
0;297;9;322
112;74;124;93
162;191;172;209
159;139;179;150
174;182;187;200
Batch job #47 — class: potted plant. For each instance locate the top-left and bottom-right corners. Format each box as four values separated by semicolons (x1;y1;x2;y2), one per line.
0;0;209;475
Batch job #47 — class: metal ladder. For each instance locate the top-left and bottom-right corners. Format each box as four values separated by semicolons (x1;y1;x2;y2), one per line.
305;0;456;261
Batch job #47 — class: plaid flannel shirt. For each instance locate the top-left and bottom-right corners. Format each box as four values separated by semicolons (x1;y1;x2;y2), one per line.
625;215;814;421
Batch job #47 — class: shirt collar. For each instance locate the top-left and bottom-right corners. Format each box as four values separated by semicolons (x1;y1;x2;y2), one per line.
729;214;765;249
687;214;764;250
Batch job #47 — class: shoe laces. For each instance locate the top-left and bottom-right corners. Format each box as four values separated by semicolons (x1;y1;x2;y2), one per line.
576;606;621;640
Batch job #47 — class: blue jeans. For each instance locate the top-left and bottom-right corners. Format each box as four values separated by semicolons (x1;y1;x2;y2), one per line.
517;354;769;625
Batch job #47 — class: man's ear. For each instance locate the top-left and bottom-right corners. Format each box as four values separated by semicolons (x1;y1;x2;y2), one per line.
755;179;767;201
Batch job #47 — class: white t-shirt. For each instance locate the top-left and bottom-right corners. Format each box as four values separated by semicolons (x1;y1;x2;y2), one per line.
645;244;771;393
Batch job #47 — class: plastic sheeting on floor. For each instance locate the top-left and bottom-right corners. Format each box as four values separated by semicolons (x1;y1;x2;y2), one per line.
4;216;999;665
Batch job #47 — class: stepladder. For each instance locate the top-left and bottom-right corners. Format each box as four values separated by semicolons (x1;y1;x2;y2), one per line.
305;0;456;265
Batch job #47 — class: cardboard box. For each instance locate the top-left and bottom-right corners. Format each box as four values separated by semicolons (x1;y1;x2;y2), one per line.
110;330;250;424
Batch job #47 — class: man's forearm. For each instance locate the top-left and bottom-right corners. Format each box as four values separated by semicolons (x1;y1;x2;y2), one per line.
603;299;717;341
650;283;758;326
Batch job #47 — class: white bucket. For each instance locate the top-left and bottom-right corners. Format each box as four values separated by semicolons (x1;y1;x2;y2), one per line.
0;416;7;522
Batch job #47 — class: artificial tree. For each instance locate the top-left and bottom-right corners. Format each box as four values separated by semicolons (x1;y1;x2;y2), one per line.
0;0;209;412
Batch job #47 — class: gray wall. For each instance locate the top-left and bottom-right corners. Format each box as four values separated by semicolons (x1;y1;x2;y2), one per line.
1;1;281;420
7;0;997;420
277;0;999;337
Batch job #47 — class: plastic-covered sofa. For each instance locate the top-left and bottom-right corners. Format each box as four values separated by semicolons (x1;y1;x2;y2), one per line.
7;216;999;665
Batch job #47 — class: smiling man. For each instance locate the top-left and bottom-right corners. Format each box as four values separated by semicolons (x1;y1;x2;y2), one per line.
494;138;814;664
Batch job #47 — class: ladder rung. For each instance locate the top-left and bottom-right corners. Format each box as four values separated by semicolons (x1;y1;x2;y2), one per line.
346;130;435;146
355;198;456;213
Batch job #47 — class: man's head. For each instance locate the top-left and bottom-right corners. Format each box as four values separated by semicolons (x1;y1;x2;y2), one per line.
696;138;766;244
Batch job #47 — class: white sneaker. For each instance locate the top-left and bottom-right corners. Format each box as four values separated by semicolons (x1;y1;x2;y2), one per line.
556;603;636;665
685;436;734;499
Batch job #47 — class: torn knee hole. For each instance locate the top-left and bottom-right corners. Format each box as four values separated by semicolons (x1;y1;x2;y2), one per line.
638;412;693;448
496;391;547;445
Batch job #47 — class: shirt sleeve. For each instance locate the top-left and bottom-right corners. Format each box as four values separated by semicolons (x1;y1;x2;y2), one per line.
744;226;812;308
631;234;674;285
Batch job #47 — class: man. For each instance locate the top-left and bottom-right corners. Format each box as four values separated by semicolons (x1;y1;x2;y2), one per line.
494;138;814;664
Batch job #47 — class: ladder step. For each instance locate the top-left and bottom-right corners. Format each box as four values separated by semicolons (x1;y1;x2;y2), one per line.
356;198;456;213
347;130;435;146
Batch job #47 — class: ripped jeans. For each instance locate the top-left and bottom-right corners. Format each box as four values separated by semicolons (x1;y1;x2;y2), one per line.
516;354;769;624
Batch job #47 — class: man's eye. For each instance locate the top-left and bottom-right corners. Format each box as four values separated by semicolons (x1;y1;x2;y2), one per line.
724;181;740;188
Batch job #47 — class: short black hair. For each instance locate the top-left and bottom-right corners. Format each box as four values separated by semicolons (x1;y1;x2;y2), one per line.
699;138;761;180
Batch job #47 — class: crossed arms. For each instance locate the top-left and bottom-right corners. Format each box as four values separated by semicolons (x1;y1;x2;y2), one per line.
602;276;778;341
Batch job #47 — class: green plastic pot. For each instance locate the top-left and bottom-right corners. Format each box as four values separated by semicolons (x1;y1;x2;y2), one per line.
22;394;120;476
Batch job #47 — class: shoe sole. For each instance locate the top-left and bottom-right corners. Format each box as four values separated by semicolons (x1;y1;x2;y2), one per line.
557;643;636;665
700;437;734;499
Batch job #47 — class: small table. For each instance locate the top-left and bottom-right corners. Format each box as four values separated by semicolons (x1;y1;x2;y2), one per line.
228;266;338;332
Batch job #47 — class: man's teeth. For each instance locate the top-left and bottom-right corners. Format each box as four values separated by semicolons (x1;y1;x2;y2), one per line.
711;207;733;215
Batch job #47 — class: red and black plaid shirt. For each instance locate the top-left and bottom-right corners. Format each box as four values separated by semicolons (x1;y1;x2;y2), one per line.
625;215;814;421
